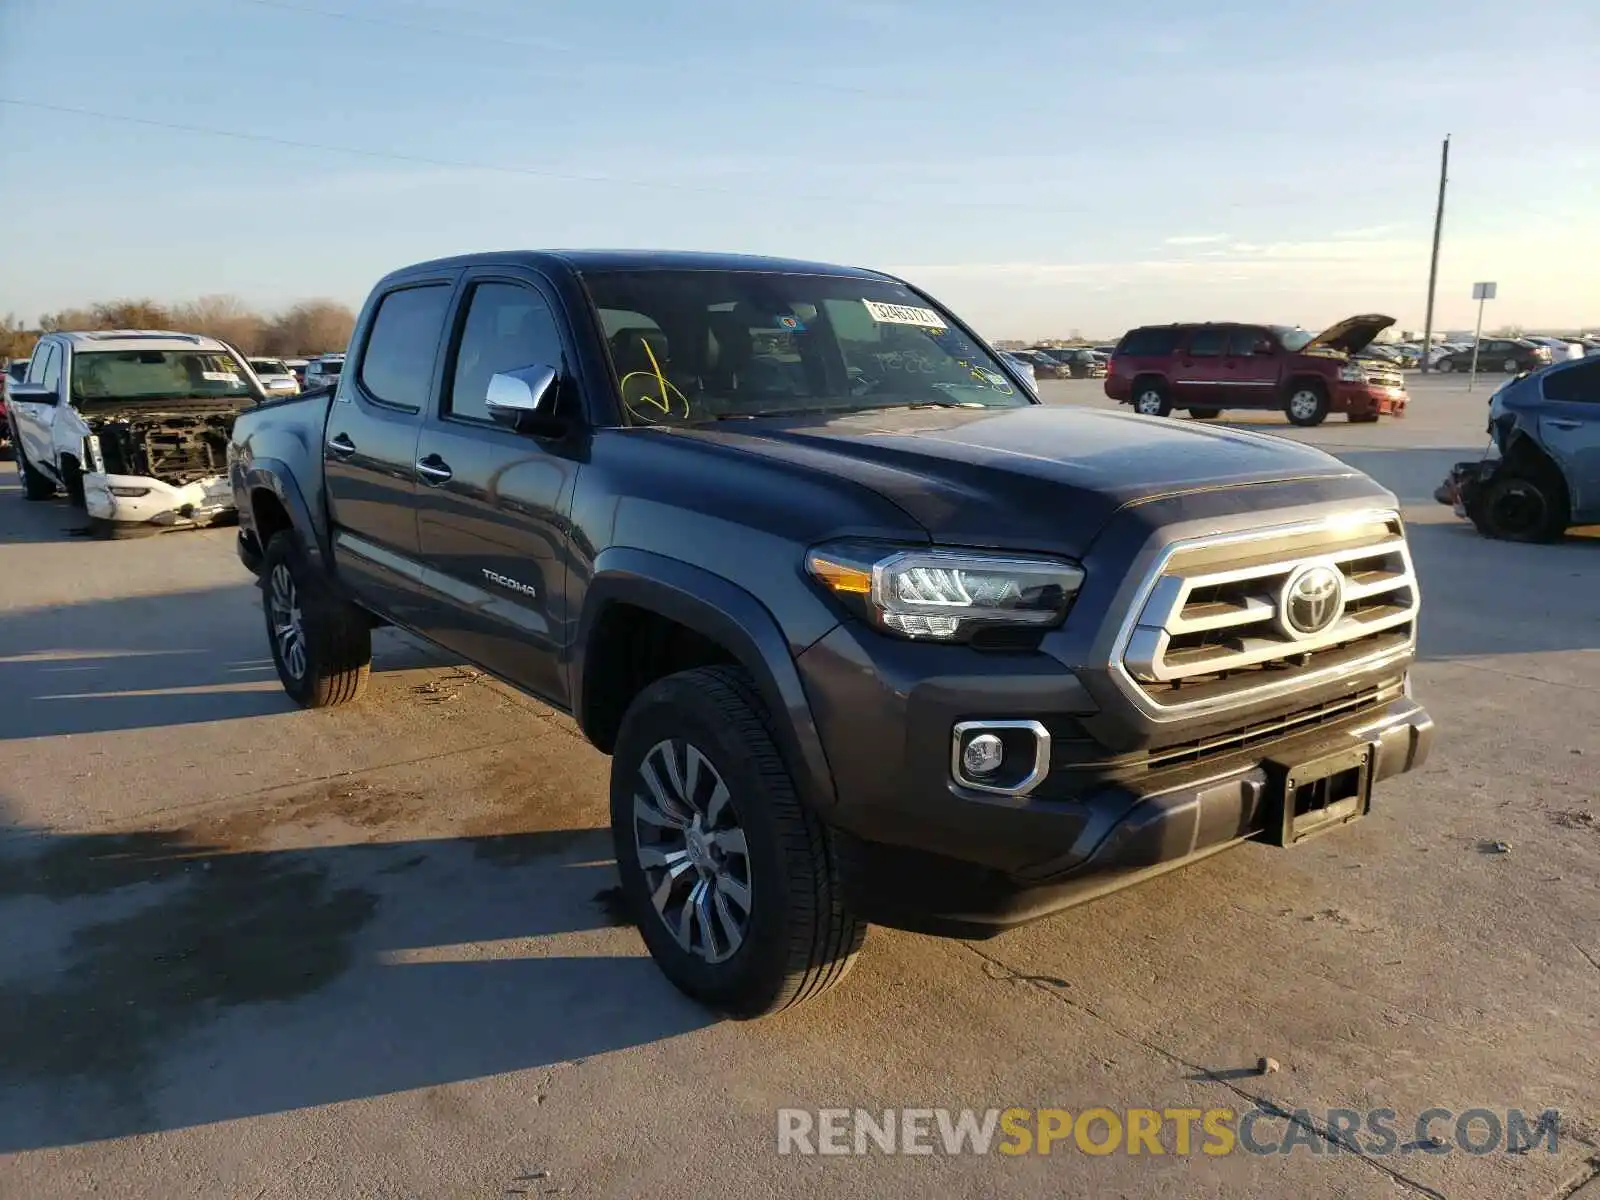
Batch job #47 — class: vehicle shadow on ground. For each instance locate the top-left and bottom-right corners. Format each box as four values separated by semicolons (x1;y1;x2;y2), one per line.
0;813;702;1152
0;584;446;739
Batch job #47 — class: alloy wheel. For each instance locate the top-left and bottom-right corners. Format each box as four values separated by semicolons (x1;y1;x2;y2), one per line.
632;739;753;964
1289;390;1321;421
268;563;307;680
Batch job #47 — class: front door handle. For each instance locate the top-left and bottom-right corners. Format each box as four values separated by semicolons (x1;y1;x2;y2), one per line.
326;432;356;458
415;454;453;484
1547;419;1581;431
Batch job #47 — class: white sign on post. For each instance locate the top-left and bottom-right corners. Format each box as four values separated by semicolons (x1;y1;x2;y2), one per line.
1467;283;1497;390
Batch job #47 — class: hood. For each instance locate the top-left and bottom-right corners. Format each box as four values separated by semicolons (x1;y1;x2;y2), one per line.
1303;313;1395;356
672;404;1359;556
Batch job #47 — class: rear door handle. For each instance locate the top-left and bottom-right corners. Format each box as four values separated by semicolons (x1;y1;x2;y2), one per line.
326;432;356;458
1547;419;1581;430
415;454;453;484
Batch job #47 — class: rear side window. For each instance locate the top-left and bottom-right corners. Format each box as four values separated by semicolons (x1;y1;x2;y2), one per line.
1543;360;1600;403
1185;328;1227;356
359;285;451;409
1116;327;1179;357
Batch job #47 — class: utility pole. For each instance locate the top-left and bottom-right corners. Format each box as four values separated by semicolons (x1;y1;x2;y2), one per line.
1420;135;1450;373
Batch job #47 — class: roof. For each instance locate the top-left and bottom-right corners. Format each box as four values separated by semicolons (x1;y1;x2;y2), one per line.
47;329;235;354
386;248;893;282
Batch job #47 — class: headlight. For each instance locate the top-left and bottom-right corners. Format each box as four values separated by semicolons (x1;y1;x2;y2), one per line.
1338;362;1368;382
806;542;1084;642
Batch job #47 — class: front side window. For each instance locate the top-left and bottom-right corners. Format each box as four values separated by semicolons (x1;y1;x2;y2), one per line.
445;282;564;422
580;270;1027;425
1272;325;1315;352
359;285;450;409
1228;327;1273;356
68;348;252;406
1543;360;1600;403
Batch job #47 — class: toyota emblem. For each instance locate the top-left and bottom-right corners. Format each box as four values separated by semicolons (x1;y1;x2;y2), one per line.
1279;563;1345;638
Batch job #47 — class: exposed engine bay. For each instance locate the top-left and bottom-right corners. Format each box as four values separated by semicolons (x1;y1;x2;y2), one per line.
87;408;236;486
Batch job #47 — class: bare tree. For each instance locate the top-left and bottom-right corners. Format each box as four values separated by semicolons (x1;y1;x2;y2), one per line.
264;300;356;356
171;294;266;354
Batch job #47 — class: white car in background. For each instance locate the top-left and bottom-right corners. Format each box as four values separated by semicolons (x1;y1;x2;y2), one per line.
5;330;263;537
248;356;301;396
302;353;345;391
1524;336;1585;362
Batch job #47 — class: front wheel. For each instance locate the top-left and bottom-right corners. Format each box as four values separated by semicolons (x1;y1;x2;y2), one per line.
15;442;56;500
1285;384;1330;427
610;665;865;1017
260;531;372;707
1131;383;1171;417
1503;358;1520;374
1468;473;1568;543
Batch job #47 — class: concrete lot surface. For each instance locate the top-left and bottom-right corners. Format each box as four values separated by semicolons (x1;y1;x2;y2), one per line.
1;374;1597;1199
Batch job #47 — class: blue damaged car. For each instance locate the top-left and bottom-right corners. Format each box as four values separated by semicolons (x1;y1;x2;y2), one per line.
1439;356;1600;542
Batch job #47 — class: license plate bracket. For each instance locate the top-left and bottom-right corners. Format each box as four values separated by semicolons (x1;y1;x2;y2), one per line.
1262;743;1373;848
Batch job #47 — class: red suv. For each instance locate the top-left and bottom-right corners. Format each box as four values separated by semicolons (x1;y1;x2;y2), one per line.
1105;315;1408;426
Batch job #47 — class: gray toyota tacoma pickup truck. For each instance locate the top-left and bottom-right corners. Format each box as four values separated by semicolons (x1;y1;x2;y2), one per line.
228;250;1434;1017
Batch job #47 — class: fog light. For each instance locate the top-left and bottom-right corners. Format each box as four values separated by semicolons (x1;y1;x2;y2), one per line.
962;733;1005;777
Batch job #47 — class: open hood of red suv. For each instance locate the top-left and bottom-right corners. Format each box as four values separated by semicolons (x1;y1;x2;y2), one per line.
1304;313;1396;355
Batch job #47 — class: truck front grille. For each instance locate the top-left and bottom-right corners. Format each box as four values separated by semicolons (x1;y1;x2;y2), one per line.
1116;511;1417;713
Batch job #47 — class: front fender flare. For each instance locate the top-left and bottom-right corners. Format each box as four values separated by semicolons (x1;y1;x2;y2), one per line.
573;548;839;812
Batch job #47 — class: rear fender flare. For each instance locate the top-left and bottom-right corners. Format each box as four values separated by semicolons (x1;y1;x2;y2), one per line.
240;459;327;574
573;548;839;812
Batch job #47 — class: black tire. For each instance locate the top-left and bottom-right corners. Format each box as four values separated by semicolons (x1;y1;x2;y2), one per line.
15;441;56;500
1503;358;1520;374
260;531;372;707
1284;381;1330;427
1468;472;1568;543
1187;407;1220;420
1130;379;1172;418
1439;359;1455;373
610;665;865;1018
60;457;86;509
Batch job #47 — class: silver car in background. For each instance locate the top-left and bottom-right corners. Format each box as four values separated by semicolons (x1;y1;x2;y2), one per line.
248;357;301;396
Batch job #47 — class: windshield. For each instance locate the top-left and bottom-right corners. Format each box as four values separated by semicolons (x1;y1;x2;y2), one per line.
580;270;1029;425
69;349;257;405
1272;325;1315;352
250;358;288;374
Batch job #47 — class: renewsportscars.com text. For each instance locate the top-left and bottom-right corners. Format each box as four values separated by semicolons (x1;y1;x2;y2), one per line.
776;1107;1561;1158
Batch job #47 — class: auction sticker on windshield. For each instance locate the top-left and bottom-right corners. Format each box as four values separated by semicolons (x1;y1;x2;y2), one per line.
863;300;947;329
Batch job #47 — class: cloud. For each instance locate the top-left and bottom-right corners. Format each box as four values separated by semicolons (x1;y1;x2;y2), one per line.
1163;233;1230;245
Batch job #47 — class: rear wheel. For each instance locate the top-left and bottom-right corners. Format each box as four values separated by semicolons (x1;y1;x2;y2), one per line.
1285;383;1330;427
610;665;865;1017
15;442;56;500
1187;407;1220;420
1131;381;1171;417
1468;472;1568;543
261;531;372;707
1503;358;1520;374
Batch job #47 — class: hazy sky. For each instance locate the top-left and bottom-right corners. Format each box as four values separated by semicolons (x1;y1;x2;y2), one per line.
1;0;1595;339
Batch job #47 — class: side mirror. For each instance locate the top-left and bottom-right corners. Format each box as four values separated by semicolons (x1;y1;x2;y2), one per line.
485;364;563;434
7;381;57;405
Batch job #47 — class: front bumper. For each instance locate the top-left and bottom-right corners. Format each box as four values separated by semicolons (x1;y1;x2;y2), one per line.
83;471;236;528
797;619;1433;935
1332;381;1407;417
